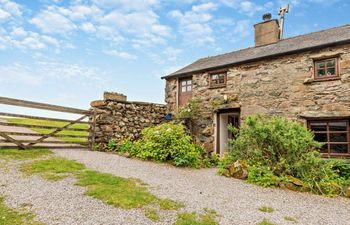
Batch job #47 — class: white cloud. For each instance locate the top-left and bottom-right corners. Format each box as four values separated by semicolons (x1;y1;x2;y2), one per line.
233;19;251;38
10;27;27;37
0;63;42;85
37;60;104;81
80;22;96;33
103;49;137;60
92;0;160;11
192;2;218;12
220;0;274;17
0;8;10;20
30;9;77;34
168;2;218;46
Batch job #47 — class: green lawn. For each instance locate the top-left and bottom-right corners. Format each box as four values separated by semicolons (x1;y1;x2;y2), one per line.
2;118;89;143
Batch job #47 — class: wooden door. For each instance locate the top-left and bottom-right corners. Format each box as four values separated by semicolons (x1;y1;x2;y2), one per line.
178;77;192;107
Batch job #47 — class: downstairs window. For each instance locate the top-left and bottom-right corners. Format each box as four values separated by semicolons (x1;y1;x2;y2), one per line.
308;120;350;157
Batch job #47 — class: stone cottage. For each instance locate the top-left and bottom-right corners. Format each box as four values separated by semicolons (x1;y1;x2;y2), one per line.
162;17;350;158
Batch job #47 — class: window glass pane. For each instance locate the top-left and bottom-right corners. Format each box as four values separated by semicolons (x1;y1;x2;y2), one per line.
326;68;335;76
187;80;192;85
330;133;348;143
320;143;328;153
181;81;187;86
310;122;327;131
317;62;325;69
187;85;192;92
181;87;186;92
329;121;347;131
330;144;348;154
314;133;328;142
317;69;325;77
211;74;219;80
326;59;335;67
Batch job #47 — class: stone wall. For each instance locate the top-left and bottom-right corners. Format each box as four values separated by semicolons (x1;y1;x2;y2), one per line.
90;92;167;147
165;43;350;152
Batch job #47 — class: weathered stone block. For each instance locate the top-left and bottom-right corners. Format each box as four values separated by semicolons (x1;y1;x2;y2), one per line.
104;92;127;102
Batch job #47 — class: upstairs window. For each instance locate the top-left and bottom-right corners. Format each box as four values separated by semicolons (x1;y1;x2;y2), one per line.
209;72;227;88
308;120;349;157
314;58;339;80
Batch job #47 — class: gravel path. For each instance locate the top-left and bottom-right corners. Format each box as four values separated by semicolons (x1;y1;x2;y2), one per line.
0;149;349;225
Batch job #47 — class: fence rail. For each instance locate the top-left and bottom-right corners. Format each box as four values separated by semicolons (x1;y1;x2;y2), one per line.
0;96;95;150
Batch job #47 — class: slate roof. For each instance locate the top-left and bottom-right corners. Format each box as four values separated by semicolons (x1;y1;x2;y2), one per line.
162;24;350;79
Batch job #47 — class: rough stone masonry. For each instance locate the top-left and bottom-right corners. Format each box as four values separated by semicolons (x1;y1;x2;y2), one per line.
90;92;167;147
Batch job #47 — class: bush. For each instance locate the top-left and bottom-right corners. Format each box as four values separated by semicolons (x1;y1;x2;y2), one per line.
222;115;350;196
118;122;205;168
228;115;321;176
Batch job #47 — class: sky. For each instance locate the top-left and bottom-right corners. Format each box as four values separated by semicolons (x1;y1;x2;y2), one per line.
0;0;349;118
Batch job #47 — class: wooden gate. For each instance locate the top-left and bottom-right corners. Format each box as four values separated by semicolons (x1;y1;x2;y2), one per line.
0;97;95;150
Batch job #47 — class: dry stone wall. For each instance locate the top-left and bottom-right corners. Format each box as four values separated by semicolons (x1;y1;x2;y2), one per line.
90;92;167;147
165;43;350;152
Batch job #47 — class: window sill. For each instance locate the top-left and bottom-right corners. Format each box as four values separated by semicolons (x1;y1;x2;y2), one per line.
303;77;341;84
209;85;227;89
321;153;350;159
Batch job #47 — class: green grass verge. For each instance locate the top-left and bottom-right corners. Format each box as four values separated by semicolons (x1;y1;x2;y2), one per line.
2;118;88;143
174;211;219;225
0;149;52;161
21;157;185;211
0;196;43;225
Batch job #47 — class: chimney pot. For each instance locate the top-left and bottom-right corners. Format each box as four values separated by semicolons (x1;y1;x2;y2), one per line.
262;13;272;21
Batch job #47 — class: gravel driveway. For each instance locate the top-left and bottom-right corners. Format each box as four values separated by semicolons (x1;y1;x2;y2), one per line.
1;149;349;225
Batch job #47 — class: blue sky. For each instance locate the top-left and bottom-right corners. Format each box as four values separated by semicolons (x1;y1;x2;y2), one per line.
0;0;349;116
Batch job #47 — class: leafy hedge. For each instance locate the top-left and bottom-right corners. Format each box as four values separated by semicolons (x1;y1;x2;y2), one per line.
218;115;350;197
113;122;218;168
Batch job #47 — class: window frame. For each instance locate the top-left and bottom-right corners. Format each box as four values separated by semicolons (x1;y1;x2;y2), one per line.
209;71;227;88
313;57;339;81
307;119;350;158
179;78;192;93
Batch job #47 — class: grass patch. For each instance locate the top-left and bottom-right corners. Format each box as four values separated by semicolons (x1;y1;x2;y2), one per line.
258;206;274;213
144;208;160;222
0;196;43;225
284;216;298;223
41;173;69;181
76;170;156;209
158;199;184;210
22;157;184;214
0;149;52;161
257;219;277;225
2;118;88;143
21;158;85;176
174;211;219;225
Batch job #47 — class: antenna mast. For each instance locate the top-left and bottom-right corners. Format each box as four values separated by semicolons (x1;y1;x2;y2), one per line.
278;4;289;39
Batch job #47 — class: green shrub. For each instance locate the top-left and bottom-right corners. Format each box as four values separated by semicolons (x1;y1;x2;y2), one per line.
229;115;321;176
247;165;287;187
119;139;140;156
118;123;204;168
107;139;118;152
224;115;350;196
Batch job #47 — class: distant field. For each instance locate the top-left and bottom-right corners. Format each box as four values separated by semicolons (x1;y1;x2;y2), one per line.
1;118;89;143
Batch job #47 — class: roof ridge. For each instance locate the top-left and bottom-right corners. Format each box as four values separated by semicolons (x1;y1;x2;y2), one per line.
163;23;350;79
196;23;350;62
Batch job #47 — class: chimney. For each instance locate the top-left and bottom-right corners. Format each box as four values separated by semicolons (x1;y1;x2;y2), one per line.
254;13;280;47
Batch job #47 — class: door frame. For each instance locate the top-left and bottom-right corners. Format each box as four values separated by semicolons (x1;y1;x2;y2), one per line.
216;108;240;155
